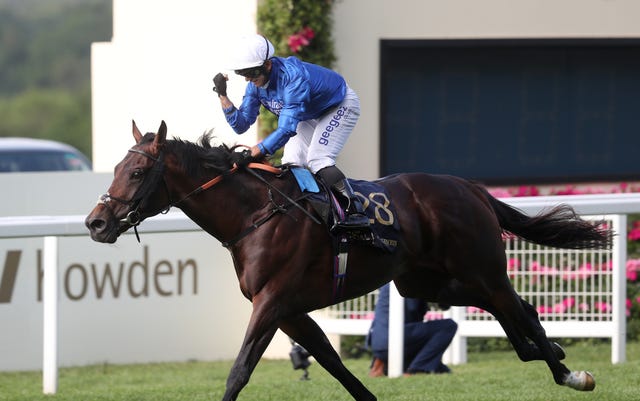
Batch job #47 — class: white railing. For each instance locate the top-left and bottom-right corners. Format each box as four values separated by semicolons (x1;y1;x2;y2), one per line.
1;193;639;388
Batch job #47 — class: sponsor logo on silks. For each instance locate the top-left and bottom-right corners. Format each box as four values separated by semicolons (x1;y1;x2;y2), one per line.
318;106;347;146
0;250;20;304
261;98;284;115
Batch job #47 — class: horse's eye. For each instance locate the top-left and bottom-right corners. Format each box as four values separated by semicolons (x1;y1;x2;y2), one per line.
131;169;145;179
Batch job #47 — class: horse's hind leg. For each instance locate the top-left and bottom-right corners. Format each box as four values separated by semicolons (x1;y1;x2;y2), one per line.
280;314;377;401
474;298;566;362
516;298;566;360
439;281;564;362
488;281;595;391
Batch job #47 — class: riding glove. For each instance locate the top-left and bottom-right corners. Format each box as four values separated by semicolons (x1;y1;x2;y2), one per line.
234;149;253;167
212;73;227;97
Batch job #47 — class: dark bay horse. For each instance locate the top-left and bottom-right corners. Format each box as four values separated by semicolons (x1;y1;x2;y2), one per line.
85;121;611;401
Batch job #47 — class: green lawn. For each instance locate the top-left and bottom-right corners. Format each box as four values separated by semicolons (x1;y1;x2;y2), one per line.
1;341;638;401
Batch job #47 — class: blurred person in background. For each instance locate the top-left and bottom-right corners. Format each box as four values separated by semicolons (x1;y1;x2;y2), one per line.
367;283;458;377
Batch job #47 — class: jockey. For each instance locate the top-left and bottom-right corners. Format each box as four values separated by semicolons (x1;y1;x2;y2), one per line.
212;34;369;231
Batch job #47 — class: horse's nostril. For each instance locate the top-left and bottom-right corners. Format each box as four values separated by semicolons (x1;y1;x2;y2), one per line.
87;218;105;231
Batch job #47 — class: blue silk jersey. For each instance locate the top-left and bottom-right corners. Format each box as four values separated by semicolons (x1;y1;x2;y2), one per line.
223;56;347;154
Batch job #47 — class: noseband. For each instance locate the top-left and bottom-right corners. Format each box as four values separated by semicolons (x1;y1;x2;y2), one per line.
97;148;171;241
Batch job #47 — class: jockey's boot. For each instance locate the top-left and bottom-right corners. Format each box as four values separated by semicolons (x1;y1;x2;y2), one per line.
331;178;370;230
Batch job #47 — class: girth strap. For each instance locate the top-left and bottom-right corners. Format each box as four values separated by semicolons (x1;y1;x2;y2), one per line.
332;235;349;303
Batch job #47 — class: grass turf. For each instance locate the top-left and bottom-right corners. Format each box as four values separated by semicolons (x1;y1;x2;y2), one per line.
1;341;638;401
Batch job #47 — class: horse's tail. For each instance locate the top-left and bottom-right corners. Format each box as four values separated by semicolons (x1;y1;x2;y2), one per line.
483;189;612;250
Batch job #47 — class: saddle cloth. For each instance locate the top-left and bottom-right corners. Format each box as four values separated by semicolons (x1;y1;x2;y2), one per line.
290;167;399;253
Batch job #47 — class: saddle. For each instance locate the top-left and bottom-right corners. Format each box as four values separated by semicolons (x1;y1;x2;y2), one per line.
288;166;399;254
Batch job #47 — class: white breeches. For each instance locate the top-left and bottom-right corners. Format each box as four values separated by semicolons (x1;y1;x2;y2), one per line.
280;86;360;173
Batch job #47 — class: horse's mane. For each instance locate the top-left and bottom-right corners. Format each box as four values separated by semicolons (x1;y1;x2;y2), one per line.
141;131;246;177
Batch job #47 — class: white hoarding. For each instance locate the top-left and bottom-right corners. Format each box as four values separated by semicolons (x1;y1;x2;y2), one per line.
0;231;252;371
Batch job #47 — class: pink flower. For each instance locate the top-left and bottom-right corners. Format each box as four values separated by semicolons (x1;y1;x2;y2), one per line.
629;228;640;241
530;261;559;284
594;302;611;313
530;261;558;274
563;263;594;280
506;258;519;278
467;306;485;314
627;259;640;282
600;260;613;271
489;188;513;198
551;298;576;314
537;305;553;315
626;299;633;317
287;34;309;53
578;303;590;312
300;26;315;40
287;26;315;53
514;186;540;197
562;297;576;308
553;185;584;195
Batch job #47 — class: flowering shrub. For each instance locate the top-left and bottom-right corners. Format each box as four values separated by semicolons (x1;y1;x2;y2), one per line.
256;0;336;145
627;222;640;339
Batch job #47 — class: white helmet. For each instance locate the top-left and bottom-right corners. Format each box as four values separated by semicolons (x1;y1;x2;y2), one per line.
227;34;275;71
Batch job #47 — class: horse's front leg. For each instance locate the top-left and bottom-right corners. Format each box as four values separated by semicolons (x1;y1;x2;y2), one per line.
222;301;279;401
280;314;377;401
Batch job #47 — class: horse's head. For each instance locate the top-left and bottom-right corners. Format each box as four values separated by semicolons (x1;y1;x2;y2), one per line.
86;120;172;243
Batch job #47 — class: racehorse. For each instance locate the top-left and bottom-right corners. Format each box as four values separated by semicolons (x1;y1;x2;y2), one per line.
85;121;611;401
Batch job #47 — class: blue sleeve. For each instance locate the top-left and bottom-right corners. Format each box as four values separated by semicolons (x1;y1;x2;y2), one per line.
260;63;310;154
224;85;261;134
260;114;299;154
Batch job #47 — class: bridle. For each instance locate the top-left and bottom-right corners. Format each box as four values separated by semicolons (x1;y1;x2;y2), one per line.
97;148;171;241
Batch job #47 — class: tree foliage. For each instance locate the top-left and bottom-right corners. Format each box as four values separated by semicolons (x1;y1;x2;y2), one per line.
256;0;336;143
0;0;112;160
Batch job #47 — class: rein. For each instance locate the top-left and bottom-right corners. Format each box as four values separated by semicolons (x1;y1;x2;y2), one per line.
174;162;321;247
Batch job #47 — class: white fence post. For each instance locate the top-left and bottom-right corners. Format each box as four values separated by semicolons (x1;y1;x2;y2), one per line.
387;283;404;377
611;214;627;363
447;307;467;364
43;236;58;394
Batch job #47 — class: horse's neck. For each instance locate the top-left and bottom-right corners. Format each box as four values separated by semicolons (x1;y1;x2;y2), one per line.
174;169;291;242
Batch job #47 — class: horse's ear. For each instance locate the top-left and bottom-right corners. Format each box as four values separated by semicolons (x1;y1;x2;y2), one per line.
132;120;143;143
153;120;167;150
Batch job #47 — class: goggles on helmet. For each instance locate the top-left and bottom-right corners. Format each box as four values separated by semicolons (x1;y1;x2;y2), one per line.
235;65;265;79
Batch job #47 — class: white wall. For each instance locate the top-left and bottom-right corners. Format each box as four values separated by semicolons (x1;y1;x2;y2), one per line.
91;0;259;172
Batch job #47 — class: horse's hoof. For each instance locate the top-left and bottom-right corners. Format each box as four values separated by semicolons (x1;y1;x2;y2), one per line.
564;371;595;391
552;342;566;360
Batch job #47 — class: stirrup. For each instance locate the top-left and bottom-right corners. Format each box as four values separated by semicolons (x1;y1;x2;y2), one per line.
334;213;370;230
